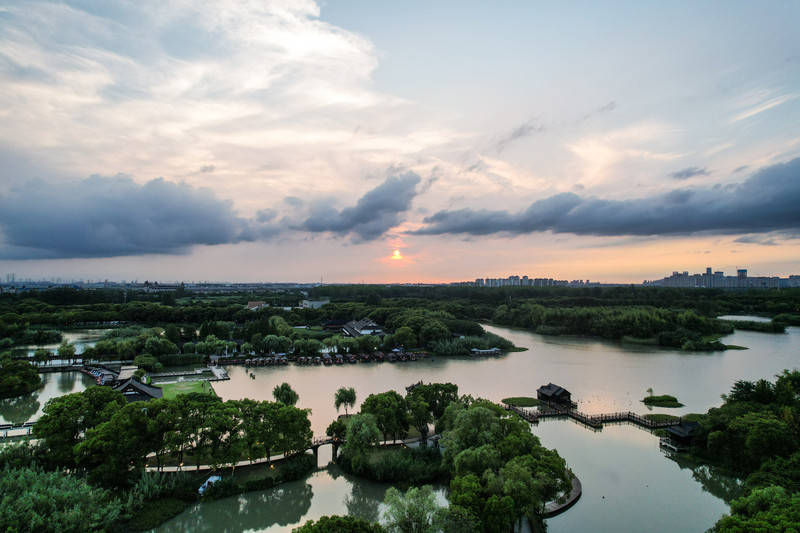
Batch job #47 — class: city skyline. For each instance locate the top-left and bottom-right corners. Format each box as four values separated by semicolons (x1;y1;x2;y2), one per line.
1;2;800;283
2;264;798;289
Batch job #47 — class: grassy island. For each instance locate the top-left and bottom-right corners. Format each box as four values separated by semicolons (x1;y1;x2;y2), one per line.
502;396;542;407
642;394;684;408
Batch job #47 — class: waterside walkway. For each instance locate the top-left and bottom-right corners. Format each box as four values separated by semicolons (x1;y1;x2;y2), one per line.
543;473;582;518
505;404;682;431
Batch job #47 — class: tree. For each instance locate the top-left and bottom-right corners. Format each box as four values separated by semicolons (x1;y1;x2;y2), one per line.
57;341;76;363
133;354;158;372
326;419;347;441
76;402;155;487
436;505;479;533
0;467;122;532
33;348;50;366
382;485;443;533
273;382;299;406
356;335;379;353
251;401;281;466
712;485;800;533
276;404;313;456
361;391;409;442
335;387;357;415
393;327;416;348
0;355;42;398
34;387;126;468
164;324;181;344
293;515;385;533
407;397;433;441
407;383;459;419
204;401;243;472
340;337;358;354
419;321;450;347
342;414;381;456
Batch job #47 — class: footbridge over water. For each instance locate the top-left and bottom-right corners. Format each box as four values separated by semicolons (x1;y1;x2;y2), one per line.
505;403;683;431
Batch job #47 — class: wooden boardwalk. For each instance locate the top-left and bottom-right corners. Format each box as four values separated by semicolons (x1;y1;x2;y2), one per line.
506;403;681;431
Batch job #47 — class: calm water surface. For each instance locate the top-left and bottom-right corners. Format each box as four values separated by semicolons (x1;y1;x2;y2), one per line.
159;321;798;532
16;327;110;356
0;371;94;425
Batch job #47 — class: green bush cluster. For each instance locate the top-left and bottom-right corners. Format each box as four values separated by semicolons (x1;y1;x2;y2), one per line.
339;446;445;484
685;371;800;531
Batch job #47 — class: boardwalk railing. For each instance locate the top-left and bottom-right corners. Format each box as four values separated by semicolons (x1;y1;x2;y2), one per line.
505;404;681;431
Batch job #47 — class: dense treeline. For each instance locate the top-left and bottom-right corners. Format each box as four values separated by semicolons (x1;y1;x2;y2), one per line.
3;285;797;358
33;387;313;485
493;303;735;350
679;371;800;531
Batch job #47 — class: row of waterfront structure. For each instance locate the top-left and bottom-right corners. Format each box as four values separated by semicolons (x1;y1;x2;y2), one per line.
644;267;800;289
469;276;600;288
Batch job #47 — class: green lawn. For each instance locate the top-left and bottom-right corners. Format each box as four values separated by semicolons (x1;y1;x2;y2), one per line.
502;396;542;407
159;380;216;400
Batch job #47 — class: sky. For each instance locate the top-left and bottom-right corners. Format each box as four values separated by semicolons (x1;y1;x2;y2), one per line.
0;0;799;283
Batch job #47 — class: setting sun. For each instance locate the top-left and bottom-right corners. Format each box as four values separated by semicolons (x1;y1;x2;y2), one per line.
391;249;403;260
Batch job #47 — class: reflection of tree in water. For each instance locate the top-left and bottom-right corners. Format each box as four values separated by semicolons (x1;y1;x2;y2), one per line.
344;481;384;524
160;480;314;533
668;453;745;503
0;393;40;425
57;372;77;393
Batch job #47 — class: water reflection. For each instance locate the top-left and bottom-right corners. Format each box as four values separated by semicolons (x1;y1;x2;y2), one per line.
343;477;383;523
0;393;40;425
57;371;77;393
164;481;314;533
0;372;93;425
667;453;745;503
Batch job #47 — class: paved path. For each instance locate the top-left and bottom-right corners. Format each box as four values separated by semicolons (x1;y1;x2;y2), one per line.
543;473;582;518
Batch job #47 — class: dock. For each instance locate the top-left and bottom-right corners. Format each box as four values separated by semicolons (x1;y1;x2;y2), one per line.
506;403;682;431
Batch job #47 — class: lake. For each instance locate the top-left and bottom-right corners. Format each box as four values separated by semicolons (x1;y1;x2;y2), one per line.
158;320;798;532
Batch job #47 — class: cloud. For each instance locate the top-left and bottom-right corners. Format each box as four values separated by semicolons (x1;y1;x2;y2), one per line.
669;166;710;180
199;165;216;173
730;92;798;123
582;100;617;120
0;175;279;258
299;172;421;241
495;120;545;152
734;235;778;246
412;158;800;238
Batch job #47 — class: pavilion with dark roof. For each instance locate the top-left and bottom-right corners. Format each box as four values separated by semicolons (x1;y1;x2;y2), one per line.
113;378;164;402
537;383;573;405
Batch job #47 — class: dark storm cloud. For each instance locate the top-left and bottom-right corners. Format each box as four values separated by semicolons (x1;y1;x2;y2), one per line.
299;172;421;242
412;158;800;238
0;175;276;259
669;166;710;180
